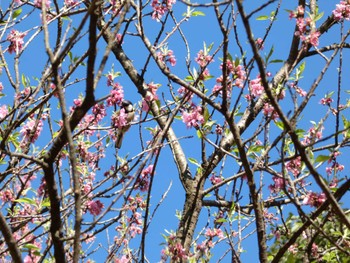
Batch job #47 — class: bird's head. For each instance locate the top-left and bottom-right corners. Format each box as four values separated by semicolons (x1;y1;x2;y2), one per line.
121;100;134;113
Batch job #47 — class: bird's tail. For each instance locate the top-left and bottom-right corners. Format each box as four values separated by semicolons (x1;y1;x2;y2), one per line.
116;132;124;149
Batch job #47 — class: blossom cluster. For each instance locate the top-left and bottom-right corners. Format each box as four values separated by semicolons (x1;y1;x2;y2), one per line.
151;0;176;21
302;125;323;145
288;82;307;97
213;60;246;96
326;151;344;179
333;1;350;21
181;105;204;128
34;0;51;9
65;0;79;8
157;48;176;67
135;165;155;192
20;117;44;144
0;105;8;121
160;233;188;262
106;79;124;106
289;5;320;47
177;86;194;103
249;76;264;98
7;29;27;54
268;176;286;194
114;196;146;259
303;192;326;207
112;108;128;129
285;156;302;177
86;199;104;216
142;82;161;112
263;103;279;120
195;50;213;68
77;105;106;137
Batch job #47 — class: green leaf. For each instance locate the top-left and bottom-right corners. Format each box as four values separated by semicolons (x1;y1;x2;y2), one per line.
295;129;305;138
296;61;306;80
23;243;41;251
265;45;274;63
191;11;205;17
326;91;335;98
15;197;36;205
207;42;214;53
203;107;209;123
21;74;28;87
275;121;284;130
234;56;240;67
256;15;269;20
203;120;216;130
184;75;194;82
68;51;73;61
196;129;202;139
315;155;331;163
215;218;227;223
342;115;350;138
270;11;276;20
314;11;324;22
249;145;265;153
12;9;22;19
188;157;200;166
270;59;284;63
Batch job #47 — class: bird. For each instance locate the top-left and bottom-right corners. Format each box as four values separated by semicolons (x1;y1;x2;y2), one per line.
115;100;134;149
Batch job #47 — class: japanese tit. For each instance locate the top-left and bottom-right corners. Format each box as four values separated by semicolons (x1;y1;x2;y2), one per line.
116;100;134;149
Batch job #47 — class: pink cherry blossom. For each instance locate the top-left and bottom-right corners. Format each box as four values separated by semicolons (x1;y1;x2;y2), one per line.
65;0;79;7
151;0;176;21
263;103;279;120
0;189;14;202
142;164;154;176
177;86;194;102
92;103;107;124
20;118;43;143
320;97;333;105
107;83;124;106
168;242;187;261
0;105;8;120
212;75;233;96
303;192;326;207
73;98;82;107
145;82;160;102
256;38;264;50
157;48;176;67
112;108;128;129
135;165;155;192
326;162;345;176
288;244;298;254
210;173;222;185
205;228;224;239
300;31;321;47
87;200;104;216
333;1;350;21
195;50;213;68
34;0;51;9
7;29;27;54
250;76;264;97
289;82;307;97
264;209;279;222
115;255;130;263
181;105;204;128
268;176;286;194
285;156;302;177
